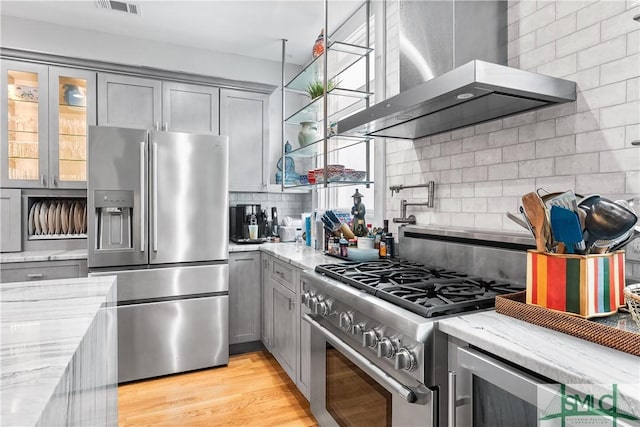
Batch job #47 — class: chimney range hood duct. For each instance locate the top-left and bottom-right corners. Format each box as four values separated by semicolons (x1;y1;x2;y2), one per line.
337;60;577;140
337;0;576;140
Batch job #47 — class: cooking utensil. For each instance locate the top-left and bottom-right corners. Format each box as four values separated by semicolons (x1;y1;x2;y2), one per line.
545;190;578;212
578;194;601;211
606;225;640;252
550;206;585;254
521;192;552;252
584;198;638;252
519;206;536;239
505;211;530;230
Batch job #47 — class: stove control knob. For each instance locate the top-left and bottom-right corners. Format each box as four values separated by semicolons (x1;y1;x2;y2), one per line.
315;301;329;316
350;322;366;335
377;337;397;359
362;330;379;348
394;347;417;372
307;296;319;311
301;291;311;305
339;312;353;331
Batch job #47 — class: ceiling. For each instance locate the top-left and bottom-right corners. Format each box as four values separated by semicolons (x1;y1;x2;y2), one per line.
0;0;363;65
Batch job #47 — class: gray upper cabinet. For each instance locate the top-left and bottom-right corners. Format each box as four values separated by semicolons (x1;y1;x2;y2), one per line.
220;89;269;192
2;60;96;189
162;82;219;134
98;73;162;129
229;252;262;345
0;189;21;252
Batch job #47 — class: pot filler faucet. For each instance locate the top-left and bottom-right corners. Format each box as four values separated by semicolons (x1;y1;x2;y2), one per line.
390;181;435;225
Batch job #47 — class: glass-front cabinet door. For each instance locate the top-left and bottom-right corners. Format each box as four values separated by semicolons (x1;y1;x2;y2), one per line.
1;60;49;188
49;66;96;188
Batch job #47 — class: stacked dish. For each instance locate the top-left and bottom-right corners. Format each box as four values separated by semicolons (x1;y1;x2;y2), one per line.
28;199;87;237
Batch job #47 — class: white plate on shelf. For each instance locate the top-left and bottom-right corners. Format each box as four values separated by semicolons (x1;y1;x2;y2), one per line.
33;202;41;235
54;202;62;235
28;202;36;236
47;201;56;235
61;201;69;234
39;201;48;235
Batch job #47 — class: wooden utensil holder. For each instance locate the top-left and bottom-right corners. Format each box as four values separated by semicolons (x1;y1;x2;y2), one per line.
526;250;626;318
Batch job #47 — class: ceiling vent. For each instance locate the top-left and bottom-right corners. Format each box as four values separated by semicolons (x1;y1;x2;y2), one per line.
95;0;140;15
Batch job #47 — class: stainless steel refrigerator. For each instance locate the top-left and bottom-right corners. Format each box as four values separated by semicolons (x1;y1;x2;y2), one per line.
87;126;229;383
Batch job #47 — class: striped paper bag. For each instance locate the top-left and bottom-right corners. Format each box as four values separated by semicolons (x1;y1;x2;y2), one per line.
526;250;626;318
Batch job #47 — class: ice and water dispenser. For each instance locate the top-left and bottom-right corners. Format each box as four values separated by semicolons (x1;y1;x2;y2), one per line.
94;190;133;250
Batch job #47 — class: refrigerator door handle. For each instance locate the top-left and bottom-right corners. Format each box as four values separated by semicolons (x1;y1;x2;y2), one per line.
152;142;158;252
140;141;146;252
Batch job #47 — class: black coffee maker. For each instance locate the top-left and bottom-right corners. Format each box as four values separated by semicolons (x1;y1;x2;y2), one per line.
229;204;267;243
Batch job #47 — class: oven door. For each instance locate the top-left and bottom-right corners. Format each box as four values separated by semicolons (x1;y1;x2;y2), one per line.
450;346;557;427
304;314;436;427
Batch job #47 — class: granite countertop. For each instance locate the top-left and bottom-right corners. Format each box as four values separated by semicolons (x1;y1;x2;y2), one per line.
438;311;640;416
230;242;341;270
0;276;117;426
0;249;88;263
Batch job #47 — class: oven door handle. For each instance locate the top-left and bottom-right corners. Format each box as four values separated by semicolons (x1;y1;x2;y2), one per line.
303;313;431;405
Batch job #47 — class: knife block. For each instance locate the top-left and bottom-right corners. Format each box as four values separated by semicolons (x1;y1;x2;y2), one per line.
525;250;626;318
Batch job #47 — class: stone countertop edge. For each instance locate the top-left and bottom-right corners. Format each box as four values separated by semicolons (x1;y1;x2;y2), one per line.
230;242;341;270
438;311;640;416
0;249;88;263
0;275;117;427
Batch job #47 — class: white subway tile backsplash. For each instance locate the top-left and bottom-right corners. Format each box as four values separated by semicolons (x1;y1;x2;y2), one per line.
628;30;639;55
575;172;627;194
450;183;475;197
567;66;600;91
537;54;577;78
451;152;475;168
555;152;599;175
509;0;538;25
518;158;555;177
488;127;519;148
519;3;556;35
576;81;627;112
508;21;520;42
462;166;489;182
627;124;640;148
441;139;462;155
626;171;640;193
451;213;475;227
600;100;640;128
463;134;490;152
503;178;537;196
431;156;452;171
474;213;503;230
537;101;577;122
576;35;627;70
387;151;404;165
439;198;462;212
601;7;640;41
600;53;639;85
536;12;577;46
504;142;536;162
431;132;451;144
628;78;639;102
488;162;520;180
556;111;600;135
556;23;601;57
475;148;503;166
556;1;594;19
600;148;640;172
450;127;475;140
519;119;556;142
475;120;503;135
487;196;521;213
421;144;441;159
536;135;576;158
434;184;451;198
536;175;576;193
440;169;462;184
509;32;537;59
576;127;626;152
462;198;488;212
520;42;556;69
475;181;503;197
503;111;538;128
576;0;626;29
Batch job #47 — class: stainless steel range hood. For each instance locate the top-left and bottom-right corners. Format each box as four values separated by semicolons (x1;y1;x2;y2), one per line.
337;60;576;140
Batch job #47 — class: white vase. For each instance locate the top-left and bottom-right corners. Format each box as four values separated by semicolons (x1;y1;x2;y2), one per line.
298;121;318;147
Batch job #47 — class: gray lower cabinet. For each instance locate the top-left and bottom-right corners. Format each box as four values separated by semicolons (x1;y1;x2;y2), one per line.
0;189;21;252
220;89;269;192
261;253;273;350
0;259;88;283
98;73;162;130
228;252;261;345
298;313;311;400
271;278;298;381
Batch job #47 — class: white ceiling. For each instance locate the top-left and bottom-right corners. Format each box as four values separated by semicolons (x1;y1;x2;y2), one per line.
0;0;364;65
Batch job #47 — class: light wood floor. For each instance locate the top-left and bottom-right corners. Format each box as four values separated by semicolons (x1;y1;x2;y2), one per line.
118;350;317;427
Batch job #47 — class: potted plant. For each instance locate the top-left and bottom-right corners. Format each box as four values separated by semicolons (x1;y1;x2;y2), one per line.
305;78;338;100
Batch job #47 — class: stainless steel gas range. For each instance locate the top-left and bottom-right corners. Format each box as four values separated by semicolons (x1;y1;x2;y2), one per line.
301;226;533;427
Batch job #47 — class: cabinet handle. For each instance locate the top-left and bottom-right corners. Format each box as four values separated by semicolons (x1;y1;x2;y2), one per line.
154;121;160;131
164;122;168;132
234;258;253;262
152;142;158;252
27;273;44;280
448;371;456;427
53;176;58;187
275;270;285;277
41;174;46;186
140;141;145;252
289;298;294;310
